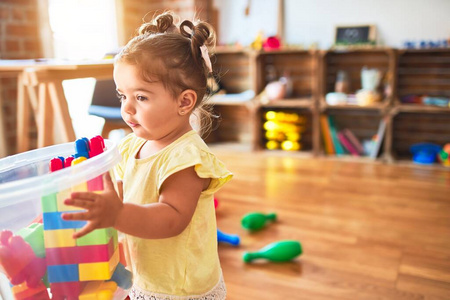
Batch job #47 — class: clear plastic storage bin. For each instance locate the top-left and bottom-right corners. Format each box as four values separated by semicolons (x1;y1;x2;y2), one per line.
0;139;131;300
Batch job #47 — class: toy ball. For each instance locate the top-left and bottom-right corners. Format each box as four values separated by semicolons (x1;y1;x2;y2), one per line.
263;36;281;51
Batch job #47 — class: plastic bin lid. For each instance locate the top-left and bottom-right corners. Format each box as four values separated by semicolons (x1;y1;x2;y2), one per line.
0;139;120;232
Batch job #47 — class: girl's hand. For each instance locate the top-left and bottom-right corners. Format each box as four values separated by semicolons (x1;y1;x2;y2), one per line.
62;172;123;239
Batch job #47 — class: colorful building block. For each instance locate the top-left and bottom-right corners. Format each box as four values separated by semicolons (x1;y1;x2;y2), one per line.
79;280;117;300
46;236;116;265
109;263;133;289
89;135;105;157
50;281;86;300
79;247;119;281
41;193;58;212
68;156;90;194
72;180;88;192
45;245;80;266
43;228;76;248
72;156;87;166
76;228;116;246
118;242;127;267
87;175;104;191
49;157;65;172
74;138;90;159
64;156;75;168
17;223;45;258
0;231;34;282
11;281;50;300
47;264;79;283
56;188;79;212
43;211;86;230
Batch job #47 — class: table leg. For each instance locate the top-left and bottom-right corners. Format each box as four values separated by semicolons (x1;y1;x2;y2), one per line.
37;83;54;147
16;73;30;153
48;80;76;143
0;83;7;157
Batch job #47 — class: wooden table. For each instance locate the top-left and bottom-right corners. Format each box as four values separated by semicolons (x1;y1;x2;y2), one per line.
0;59;114;153
0;82;7;158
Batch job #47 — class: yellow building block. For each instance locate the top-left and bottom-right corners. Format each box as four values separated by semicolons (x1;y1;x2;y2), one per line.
44;228;76;248
79;247;119;281
72;157;87;165
56;188;80;212
55;157;89;211
79;281;117;300
71;157;88;196
72;181;88;193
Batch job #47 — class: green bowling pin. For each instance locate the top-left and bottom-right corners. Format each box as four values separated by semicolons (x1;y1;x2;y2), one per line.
243;240;302;263
241;212;277;231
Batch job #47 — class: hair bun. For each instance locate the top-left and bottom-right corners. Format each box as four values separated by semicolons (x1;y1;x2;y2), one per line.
180;21;214;48
138;12;175;35
155;13;174;32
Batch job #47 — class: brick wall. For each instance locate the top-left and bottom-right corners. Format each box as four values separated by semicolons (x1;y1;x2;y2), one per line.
119;0;214;45
0;0;42;155
0;0;213;155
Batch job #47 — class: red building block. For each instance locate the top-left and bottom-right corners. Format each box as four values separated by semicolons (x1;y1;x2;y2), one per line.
50;281;86;300
46;236;115;265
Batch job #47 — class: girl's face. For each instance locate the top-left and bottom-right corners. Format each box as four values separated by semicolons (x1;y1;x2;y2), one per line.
113;62;184;142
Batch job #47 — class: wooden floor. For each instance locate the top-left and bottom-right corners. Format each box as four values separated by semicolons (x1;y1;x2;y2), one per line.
213;151;450;300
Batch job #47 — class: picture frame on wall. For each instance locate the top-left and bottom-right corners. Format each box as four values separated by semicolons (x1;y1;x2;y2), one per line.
334;24;377;48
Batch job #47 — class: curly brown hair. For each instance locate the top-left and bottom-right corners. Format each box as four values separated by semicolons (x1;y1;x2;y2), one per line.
115;11;217;136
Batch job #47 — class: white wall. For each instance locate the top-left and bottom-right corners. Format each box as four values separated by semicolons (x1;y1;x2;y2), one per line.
214;0;450;49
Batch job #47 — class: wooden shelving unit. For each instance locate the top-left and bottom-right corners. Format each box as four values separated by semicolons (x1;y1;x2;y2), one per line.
387;49;450;163
206;47;450;166
317;49;395;161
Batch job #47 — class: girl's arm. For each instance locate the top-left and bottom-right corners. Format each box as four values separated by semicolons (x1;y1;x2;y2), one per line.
62;167;209;239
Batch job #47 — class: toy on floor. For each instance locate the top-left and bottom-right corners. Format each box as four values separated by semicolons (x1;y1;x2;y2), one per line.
214;197;219;209
0;136;132;300
241;212;277;231
438;143;450;167
217;229;240;246
243;240;302;263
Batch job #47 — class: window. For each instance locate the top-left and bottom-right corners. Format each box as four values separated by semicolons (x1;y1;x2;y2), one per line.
48;0;119;138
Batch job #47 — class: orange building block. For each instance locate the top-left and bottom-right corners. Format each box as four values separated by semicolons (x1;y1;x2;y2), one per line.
11;281;50;300
79;281;118;300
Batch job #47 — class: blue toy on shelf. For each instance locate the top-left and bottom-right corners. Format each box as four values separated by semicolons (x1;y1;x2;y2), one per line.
410;143;442;165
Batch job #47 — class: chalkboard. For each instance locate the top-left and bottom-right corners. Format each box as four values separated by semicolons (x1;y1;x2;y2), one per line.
335;25;376;46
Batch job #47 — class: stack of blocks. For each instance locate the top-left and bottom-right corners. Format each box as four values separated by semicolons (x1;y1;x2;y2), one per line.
42;136;120;299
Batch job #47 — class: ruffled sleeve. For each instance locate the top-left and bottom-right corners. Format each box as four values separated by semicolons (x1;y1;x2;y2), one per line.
113;133;135;180
157;144;232;194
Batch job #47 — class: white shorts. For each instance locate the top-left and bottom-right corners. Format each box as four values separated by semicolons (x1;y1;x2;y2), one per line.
129;274;226;300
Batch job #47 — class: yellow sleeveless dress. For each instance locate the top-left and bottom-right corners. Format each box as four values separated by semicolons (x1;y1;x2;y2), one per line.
114;131;232;299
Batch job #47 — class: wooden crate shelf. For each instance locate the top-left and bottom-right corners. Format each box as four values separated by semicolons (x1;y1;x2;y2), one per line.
209;49;319;153
259;107;314;153
205;47;450;166
391;112;450;161
255;50;317;97
319;109;385;158
319;49;395;108
395;49;450;102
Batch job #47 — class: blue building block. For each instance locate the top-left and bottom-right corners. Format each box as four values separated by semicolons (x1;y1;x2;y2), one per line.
47;264;79;283
109;263;133;289
74;137;90;159
43;211;87;230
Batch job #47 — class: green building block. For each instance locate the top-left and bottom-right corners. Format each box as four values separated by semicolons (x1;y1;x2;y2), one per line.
17;223;45;258
41;193;58;212
76;228;117;246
